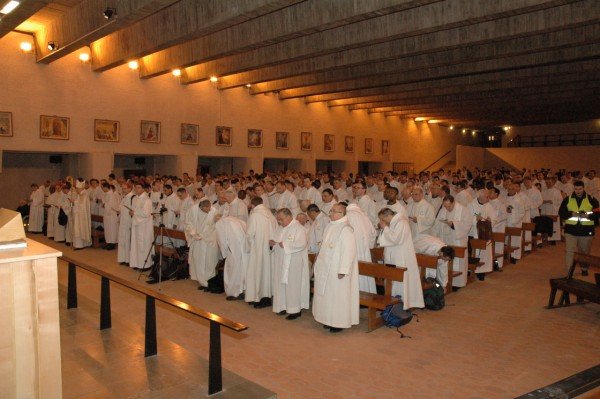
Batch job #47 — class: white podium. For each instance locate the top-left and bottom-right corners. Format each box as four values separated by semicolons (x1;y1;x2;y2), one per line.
0;239;63;399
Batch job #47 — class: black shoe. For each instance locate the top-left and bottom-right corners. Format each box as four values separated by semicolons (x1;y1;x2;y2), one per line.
237;293;245;300
106;244;116;250
276;310;286;316
550;241;556;246
254;298;272;308
65;243;71;247
197;286;208;291
74;247;83;251
493;261;500;271
323;325;331;329
582;269;589;277
285;312;301;320
476;273;485;281
226;296;237;301
329;327;343;333
510;257;518;264
452;287;461;292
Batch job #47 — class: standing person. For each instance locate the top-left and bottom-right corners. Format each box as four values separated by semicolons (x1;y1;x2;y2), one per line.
377;207;424;309
28;183;45;233
101;183;121;250
351;181;377;226
271;208;310;319
406;187;435;238
274;181;300;217
215;216;248;300
488;187;508;270
54;183;71;243
117;183;134;266
244;197;278;308
467;189;496;280
129;183;154;270
185;199;220;291
505;183;526;263
541;176;563;245
306;204;329;254
312;203;360;333
559;180;600;276
72;179;92;250
45;185;58;239
345;203;377;293
223;190;249;222
413;234;455;289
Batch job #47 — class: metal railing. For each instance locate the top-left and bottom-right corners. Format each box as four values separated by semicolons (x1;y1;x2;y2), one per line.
507;133;600;147
60;255;248;396
419;150;452;173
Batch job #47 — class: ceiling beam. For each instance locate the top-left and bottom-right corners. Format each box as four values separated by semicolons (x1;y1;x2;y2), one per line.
218;0;599;89
0;0;50;39
138;0;435;79
277;46;600;99
304;59;599;103
90;0;303;72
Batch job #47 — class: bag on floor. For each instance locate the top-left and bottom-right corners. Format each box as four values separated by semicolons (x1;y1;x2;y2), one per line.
381;296;416;337
423;278;445;311
58;209;68;226
207;260;225;294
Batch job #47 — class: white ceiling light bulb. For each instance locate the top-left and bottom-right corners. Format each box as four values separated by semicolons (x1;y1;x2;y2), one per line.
1;1;20;14
210;76;218;83
128;60;139;70
20;41;32;52
79;53;90;62
172;69;181;77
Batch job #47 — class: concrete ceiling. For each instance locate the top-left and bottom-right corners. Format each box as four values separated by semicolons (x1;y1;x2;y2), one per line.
2;0;599;128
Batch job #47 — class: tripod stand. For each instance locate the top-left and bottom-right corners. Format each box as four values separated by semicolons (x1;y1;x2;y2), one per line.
139;211;183;288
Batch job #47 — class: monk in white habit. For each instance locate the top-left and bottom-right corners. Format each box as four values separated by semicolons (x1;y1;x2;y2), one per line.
101;183;121;250
505;183;526;263
377;207;424;309
129;183;154;270
185;199;220;291
306;204;329;254
351;181;378;226
274;181;300;217
406;186;436;239
488;187;507;270
434;196;472;286
413;234;455;289
244;197;278;308
45;185;58;239
541;176;563;244
320;188;337;215
118;183;134;265
28;183;45;233
467;189;496;279
271;208;310;319
215;216;248;300
312;203;360;333
72;179;92;250
345;203;377;293
224;190;249;222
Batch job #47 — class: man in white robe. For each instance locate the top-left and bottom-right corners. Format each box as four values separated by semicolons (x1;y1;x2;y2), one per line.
413;234;455;289
185;199;220;290
377;207;424;309
45;185;58;239
541;176;563;243
129;183;155;270
351;181;378;226
467;189;496;278
312;204;360;333
505;183;526;263
101;183;120;250
244;197;278;308
223;190;249;222
162;185;179;229
54;183;71;243
345;203;377;294
488;187;508;270
28;183;45;233
117;183;134;265
306;204;329;254
434;195;473;287
320;189;337;215
333;179;349;202
274;181;300;216
215;216;248;300
150;181;165;227
407;187;435;239
271;208;310;319
72;180;92;250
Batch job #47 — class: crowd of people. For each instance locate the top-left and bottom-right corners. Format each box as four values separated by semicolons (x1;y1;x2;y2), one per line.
23;167;600;333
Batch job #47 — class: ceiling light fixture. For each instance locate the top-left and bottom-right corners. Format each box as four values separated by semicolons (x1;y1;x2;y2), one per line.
128;60;138;70
462;129;467;134
245;83;251;88
414;117;425;122
47;41;58;51
427;119;439;124
449;125;454;130
503;126;511;131
210;76;218;83
0;1;20;15
172;69;181;77
79;53;90;63
103;7;116;19
19;41;32;53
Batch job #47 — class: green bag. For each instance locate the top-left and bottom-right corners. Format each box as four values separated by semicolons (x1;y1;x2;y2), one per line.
423;278;445;311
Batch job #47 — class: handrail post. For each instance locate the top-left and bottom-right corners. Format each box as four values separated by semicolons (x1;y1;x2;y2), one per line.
208;320;222;395
100;277;112;330
145;296;157;357
67;262;78;309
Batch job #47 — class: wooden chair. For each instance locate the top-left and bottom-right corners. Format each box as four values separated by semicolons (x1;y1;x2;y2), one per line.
358;261;406;332
547;253;600;309
521;222;536;254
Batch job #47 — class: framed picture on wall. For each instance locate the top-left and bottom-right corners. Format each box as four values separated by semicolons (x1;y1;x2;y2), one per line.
140;120;160;143
382;139;390;155
216;126;232;146
324;134;335;152
276;131;289;149
344;135;354;153
301;131;312;151
0;111;12;137
94;119;119;142
181;123;199;145
40;115;69;140
365;138;373;154
248;129;263;148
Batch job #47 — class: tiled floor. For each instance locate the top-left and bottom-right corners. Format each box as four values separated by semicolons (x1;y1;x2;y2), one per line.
36;234;600;399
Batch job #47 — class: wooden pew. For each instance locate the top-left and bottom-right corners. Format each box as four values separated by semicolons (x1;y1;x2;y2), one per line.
449;246;466;290
468;238;487;280
492;232;506;263
521;222;536;254
504;226;522;262
369;247;385;287
153;226;187;258
416;253;440;291
358;262;406;332
91;214;104;248
547;253;600;309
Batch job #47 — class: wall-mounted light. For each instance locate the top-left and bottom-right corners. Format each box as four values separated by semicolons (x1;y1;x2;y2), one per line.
449;125;454;130
0;1;20;15
210;76;218;83
172;69;181;77
79;53;90;63
472;130;477;137
461;128;467;134
414;117;425;122
503;126;511;131
19;41;32;53
47;41;58;51
427;119;439;124
103;7;116;19
245;83;252;88
128;60;138;70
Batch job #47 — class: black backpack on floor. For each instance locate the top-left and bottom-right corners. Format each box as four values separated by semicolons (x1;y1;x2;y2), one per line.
423;278;445;311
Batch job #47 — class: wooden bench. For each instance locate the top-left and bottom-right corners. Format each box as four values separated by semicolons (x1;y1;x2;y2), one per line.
504;226;522;262
91;214;104;248
416;252;461;295
491;232;506;262
521;222;536;254
468;238;487;280
547;253;600;309
153;226;187;258
358;261;406;332
449;246;466;289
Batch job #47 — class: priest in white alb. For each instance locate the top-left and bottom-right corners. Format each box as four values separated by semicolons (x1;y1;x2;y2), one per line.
185;199;220;291
28;183;45;233
345;203;377;293
406;187;435;239
117;183;134;265
72;179;92;250
129;183;155;270
215;215;248;300
101;183;121;250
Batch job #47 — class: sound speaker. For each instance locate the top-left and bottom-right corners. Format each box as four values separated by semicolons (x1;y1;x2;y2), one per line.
49;155;62;164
